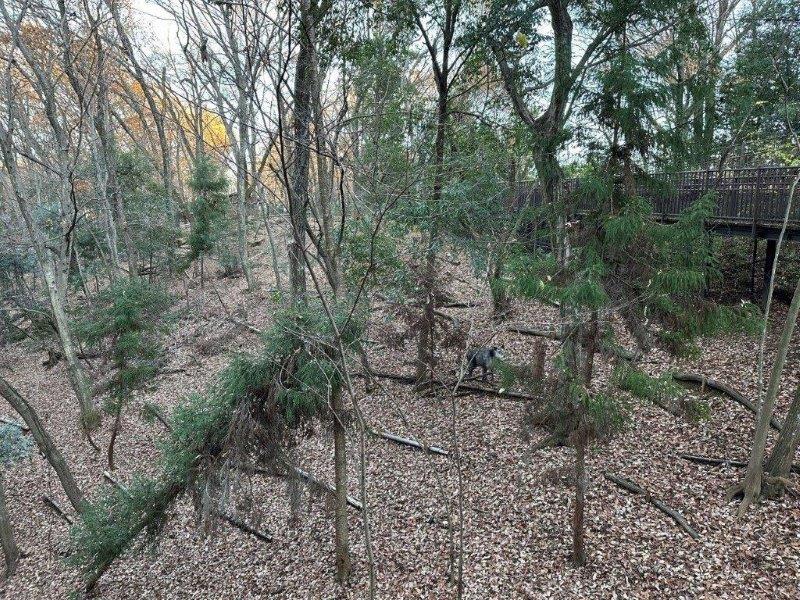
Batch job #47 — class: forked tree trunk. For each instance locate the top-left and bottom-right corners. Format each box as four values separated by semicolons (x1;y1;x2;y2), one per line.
0;377;85;514
0;469;19;579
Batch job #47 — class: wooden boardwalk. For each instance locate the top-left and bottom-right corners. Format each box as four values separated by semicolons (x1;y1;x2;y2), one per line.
516;166;800;240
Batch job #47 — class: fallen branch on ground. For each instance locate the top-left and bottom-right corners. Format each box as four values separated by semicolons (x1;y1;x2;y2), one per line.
679;453;800;475
42;495;73;525
672;372;783;431
508;326;640;361
291;466;363;511
440;301;479;309
0;416;29;432
367;370;539;402
508;325;564;340
227;317;263;335
604;472;701;540
143;403;172;432
371;430;449;456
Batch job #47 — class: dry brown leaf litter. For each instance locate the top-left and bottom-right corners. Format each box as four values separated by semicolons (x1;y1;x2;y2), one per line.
0;262;798;599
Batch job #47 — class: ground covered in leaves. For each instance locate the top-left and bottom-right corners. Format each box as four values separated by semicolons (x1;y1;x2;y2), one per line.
1;260;799;599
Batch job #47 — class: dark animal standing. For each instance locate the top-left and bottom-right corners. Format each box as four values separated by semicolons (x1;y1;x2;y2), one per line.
466;346;503;381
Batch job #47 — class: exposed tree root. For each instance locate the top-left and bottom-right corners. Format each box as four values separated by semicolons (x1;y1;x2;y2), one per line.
672;372;783;431
604;472;701;540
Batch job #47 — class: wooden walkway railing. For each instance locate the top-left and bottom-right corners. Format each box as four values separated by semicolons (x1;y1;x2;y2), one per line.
516;166;800;228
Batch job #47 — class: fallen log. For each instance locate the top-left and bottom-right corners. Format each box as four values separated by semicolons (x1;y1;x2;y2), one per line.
441;301;479;309
679;453;800;475
364;371;538;402
508;325;565;340
452;381;538;402
220;513;272;542
292;466;363;511
508;326;640;361
604;472;701;540
672;372;783;431
650;395;683;418
372;430;449;456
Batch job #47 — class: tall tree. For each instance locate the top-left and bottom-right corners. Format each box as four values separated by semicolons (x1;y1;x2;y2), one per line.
0;0;97;426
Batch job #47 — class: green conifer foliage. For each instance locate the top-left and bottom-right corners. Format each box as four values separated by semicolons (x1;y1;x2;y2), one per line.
77;279;174;468
186;155;230;281
70;302;364;589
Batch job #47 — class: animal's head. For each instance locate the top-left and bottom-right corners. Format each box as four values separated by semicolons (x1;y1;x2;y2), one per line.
489;346;503;359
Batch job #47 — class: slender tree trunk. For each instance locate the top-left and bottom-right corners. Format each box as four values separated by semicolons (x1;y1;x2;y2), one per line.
764;385;800;496
415;84;448;385
288;0;315;305
107;407;122;471
0;469;19;579
572;438;587;566
0;376;85;514
259;201;285;296
331;383;351;582
0;93;96;429
235;104;254;290
96;68;138;278
733;276;800;512
107;1;175;225
43;263;96;427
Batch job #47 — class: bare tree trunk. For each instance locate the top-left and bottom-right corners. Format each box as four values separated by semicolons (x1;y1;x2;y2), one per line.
415;90;447;385
331;384;351;582
731;276;800;512
107;0;175;225
95;63;138;278
0;376;85;514
287;0;316;304
107;407;122;471
764;385;800;496
259;201;285;296
45;262;97;427
234;136;254;289
572;438;587;566
0;469;19;579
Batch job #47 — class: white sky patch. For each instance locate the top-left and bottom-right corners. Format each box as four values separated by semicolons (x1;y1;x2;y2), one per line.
131;0;179;53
